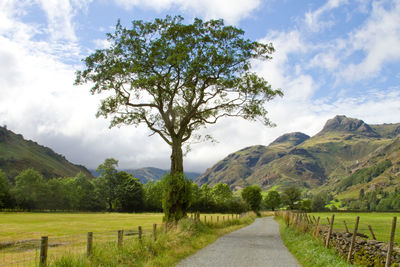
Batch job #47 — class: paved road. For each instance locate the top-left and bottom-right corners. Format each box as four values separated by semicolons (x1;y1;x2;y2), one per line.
176;217;300;267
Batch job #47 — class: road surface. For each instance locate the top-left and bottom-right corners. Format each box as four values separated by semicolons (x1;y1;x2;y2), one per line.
176;217;300;267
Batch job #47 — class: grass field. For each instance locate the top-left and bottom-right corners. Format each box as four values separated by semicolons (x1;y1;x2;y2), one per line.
0;212;250;267
0;212;164;241
311;212;400;243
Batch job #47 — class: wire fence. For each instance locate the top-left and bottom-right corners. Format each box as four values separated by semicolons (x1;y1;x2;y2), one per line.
0;226;155;266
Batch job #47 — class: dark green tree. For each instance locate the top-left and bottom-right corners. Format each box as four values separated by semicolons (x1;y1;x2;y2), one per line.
12;169;47;210
282;186;301;210
241;185;262;215
96;158;119;211
263;190;281;211
73;172;105;211
75;16;281;221
311;194;327;211
116;171;144;212
300;199;312;212
0;169;12;208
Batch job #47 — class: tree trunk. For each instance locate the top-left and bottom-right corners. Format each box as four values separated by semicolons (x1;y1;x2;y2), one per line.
170;139;184;175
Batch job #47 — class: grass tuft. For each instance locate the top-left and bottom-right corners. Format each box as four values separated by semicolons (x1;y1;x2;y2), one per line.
276;217;356;267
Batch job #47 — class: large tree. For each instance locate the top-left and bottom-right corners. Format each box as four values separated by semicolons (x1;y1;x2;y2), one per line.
75;15;282;176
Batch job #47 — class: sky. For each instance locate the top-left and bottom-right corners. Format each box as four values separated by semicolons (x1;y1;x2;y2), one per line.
0;0;400;173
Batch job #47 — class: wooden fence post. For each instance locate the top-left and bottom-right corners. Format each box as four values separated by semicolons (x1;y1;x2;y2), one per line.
314;217;320;237
153;224;157;241
39;236;48;267
343;220;349;233
385;216;397;267
138;226;142;244
368;225;376;240
347;216;360;263
223;216;225;223
87;232;93;258
118;230;124;247
217;216;219;223
326;214;335;248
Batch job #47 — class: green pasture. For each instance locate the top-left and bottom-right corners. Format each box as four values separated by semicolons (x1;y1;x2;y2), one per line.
0;212;237;241
311;212;400;243
0;212;164;241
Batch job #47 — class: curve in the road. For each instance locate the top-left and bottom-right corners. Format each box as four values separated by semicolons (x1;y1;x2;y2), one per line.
176;216;300;267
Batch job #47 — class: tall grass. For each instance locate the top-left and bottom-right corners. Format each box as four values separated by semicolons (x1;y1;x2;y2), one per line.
51;215;256;267
276;217;356;267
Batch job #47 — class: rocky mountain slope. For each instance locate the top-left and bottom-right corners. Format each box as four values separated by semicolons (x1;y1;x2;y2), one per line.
196;115;400;199
0;126;93;179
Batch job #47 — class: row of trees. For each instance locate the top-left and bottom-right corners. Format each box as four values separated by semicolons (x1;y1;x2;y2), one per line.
0;159;257;214
341;187;400;211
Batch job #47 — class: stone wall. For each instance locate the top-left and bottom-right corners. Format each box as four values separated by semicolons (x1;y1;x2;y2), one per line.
319;229;400;266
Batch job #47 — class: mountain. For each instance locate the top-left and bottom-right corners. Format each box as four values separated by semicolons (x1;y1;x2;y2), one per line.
90;167;201;183
196;115;400;199
0;126;93;179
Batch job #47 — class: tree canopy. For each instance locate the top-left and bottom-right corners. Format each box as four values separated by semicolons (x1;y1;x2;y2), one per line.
75;15;282;175
241;184;262;215
75;15;282;221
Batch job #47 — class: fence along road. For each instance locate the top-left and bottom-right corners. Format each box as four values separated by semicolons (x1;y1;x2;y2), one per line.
177;217;299;267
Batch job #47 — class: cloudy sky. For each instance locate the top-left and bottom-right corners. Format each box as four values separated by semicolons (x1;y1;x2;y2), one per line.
1;0;399;173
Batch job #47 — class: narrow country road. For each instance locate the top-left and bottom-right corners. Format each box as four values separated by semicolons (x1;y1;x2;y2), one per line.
176;217;300;267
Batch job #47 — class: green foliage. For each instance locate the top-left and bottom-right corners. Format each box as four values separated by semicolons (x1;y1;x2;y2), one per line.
143;180;164;211
162;173;192;222
311;193;328;211
12;169;47;210
241;184;262;214
115;171;144;212
0;169;12;208
281;186;301;210
96;158;119;211
300;199;312;212
337;159;392;192
263;190;281;211
341;187;400;211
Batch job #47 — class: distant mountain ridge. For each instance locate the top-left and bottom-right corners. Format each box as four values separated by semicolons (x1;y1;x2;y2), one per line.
196;115;400;200
90;167;201;183
0;126;93;179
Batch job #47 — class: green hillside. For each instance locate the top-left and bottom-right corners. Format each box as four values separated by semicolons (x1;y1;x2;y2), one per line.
196;115;400;202
0;126;93;179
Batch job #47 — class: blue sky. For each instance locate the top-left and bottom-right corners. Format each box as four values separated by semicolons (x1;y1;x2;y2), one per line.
0;0;399;173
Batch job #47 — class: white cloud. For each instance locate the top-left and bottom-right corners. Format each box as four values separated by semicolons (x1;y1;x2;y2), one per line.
304;0;349;32
113;0;261;24
341;0;400;81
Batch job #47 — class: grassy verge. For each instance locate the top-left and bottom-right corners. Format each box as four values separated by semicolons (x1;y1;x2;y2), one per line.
52;215;256;267
275;217;356;267
311;212;400;243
